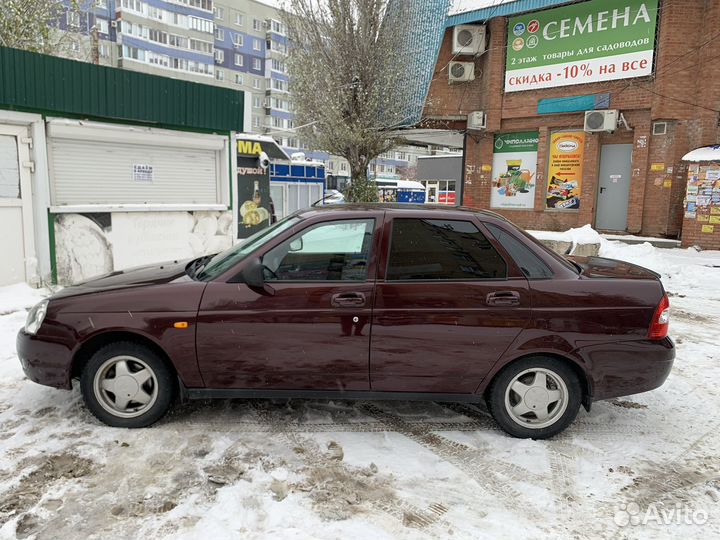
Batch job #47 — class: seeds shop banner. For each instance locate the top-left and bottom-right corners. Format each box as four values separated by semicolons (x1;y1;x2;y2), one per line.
546;131;586;210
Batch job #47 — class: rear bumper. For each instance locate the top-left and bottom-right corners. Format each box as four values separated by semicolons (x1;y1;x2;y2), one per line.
16;330;73;390
578;336;675;401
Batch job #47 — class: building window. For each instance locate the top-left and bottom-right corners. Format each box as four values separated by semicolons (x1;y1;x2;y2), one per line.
252;18;262;31
252;38;261;51
66;11;80;28
253;95;262;108
95;0;108;7
252;116;261;128
271;20;284;34
216;69;224;81
252;78;262;89
214;27;224;40
234;53;243;66
214;49;224;63
98;43;110;57
233;33;243;46
190;16;213;33
234;73;243;85
235;13;243;26
252;57;261;70
95;18;109;34
213;6;224;19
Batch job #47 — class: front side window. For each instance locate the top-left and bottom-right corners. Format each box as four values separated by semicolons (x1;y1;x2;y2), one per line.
263;219;374;281
387;218;506;280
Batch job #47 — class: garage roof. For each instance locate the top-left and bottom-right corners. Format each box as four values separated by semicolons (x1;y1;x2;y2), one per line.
0;46;244;133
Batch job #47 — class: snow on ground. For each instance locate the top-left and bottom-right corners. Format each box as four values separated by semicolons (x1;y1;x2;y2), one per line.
0;236;719;539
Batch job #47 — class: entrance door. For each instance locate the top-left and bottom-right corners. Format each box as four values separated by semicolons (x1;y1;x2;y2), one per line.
596;143;633;231
0;127;35;286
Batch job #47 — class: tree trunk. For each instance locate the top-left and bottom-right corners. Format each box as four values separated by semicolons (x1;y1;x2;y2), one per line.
345;155;379;203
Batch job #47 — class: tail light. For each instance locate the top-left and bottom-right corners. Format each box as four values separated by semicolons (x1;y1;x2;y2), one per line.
648;294;670;339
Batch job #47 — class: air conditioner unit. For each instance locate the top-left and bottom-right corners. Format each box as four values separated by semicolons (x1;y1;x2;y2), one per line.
467;111;486;130
110;20;118;28
584;109;618;132
449;61;475;83
452;24;486;56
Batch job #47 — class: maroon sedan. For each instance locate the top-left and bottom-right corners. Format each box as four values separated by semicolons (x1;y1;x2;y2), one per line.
17;205;674;438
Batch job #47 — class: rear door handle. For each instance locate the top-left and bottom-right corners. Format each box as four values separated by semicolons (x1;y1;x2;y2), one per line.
486;291;520;306
331;292;366;307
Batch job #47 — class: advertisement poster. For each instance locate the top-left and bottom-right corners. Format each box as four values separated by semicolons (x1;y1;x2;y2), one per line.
505;0;659;92
546;131;585;210
236;137;288;239
490;132;539;209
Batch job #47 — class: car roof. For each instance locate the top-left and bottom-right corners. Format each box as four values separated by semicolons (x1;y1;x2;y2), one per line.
299;203;508;221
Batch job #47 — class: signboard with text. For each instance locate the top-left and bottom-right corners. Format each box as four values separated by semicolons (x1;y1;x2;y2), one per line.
490;132;539;210
546;131;586;210
505;0;658;92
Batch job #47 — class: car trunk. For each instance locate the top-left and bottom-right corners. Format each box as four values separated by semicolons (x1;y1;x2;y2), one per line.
567;256;661;281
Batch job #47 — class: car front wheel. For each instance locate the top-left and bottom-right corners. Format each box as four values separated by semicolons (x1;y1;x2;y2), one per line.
80;342;175;428
487;357;582;439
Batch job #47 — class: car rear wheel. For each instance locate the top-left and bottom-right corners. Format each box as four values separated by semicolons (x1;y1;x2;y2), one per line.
487;357;581;439
80;342;175;428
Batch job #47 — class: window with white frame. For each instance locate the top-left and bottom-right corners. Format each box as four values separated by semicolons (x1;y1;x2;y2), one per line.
252;116;261;128
214;49;224;63
95;0;108;7
252;18;262;31
252;57;261;70
234;53;243;66
233;33;243;46
253;95;262;108
270;20;284;34
234;73;243;85
252;38;261;51
66;11;80;27
213;6;224;19
95;18;109;34
215;69;224;81
234;12;243;25
252;78;262;89
214;27;224;40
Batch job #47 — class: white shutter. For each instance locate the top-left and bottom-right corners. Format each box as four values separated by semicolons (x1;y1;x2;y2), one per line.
47;121;226;207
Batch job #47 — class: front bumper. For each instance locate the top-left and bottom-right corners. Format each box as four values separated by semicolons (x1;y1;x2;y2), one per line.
16;329;74;390
579;336;675;401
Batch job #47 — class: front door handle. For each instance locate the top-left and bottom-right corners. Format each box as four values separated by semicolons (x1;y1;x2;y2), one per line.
486;291;520;306
599;187;606;194
331;292;366;307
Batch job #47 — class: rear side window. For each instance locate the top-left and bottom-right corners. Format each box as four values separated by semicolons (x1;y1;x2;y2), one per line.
387;218;507;280
486;223;552;279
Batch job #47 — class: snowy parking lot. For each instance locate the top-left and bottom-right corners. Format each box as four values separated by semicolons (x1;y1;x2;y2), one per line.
1;235;719;540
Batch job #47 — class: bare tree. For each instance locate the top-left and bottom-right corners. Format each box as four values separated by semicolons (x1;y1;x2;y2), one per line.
0;0;86;59
281;0;411;202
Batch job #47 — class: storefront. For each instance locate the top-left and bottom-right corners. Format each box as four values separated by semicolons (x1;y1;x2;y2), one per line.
0;46;246;285
423;0;720;238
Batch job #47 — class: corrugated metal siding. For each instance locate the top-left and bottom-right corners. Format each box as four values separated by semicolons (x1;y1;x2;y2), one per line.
384;0;451;127
0;46;244;132
446;0;578;26
50;138;219;205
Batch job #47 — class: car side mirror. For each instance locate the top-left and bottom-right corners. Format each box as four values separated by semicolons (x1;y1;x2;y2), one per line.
240;257;274;295
289;238;303;252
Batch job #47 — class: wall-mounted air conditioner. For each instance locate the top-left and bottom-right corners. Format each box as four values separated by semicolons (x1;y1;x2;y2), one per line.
584;110;618;132
467;111;486;130
452;25;486;56
449;61;475;83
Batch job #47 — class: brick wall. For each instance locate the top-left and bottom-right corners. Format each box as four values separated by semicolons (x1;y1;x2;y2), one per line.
424;0;720;243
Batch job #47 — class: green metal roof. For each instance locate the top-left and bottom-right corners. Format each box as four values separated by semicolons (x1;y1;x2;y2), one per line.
0;46;244;132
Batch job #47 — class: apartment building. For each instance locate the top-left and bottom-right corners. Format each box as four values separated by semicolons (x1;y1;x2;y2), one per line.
57;0;444;176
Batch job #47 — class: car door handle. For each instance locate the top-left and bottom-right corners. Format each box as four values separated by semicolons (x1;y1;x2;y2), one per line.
486;291;520;306
331;292;366;307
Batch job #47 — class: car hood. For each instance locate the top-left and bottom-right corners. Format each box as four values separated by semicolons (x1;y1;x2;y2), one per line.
52;259;193;299
568;256;661;280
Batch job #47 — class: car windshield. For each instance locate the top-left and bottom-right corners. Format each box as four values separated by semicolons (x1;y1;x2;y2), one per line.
196;215;302;281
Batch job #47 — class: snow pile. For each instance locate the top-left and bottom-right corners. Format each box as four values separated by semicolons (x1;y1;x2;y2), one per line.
0;283;47;315
529;225;720;299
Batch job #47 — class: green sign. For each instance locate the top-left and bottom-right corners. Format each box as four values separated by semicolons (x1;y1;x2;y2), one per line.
493;132;539;153
505;0;658;92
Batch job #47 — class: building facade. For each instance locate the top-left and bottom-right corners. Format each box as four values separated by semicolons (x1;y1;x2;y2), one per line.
425;0;720;240
57;0;438;177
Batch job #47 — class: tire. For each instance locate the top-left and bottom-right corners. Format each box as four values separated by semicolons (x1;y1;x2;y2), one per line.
80;341;175;428
487;356;582;439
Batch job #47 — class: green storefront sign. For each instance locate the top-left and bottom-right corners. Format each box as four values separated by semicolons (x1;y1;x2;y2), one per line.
505;0;658;92
491;132;539;210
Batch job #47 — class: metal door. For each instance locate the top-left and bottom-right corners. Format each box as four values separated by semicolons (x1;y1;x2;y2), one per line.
0;127;35;286
596;143;633;231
